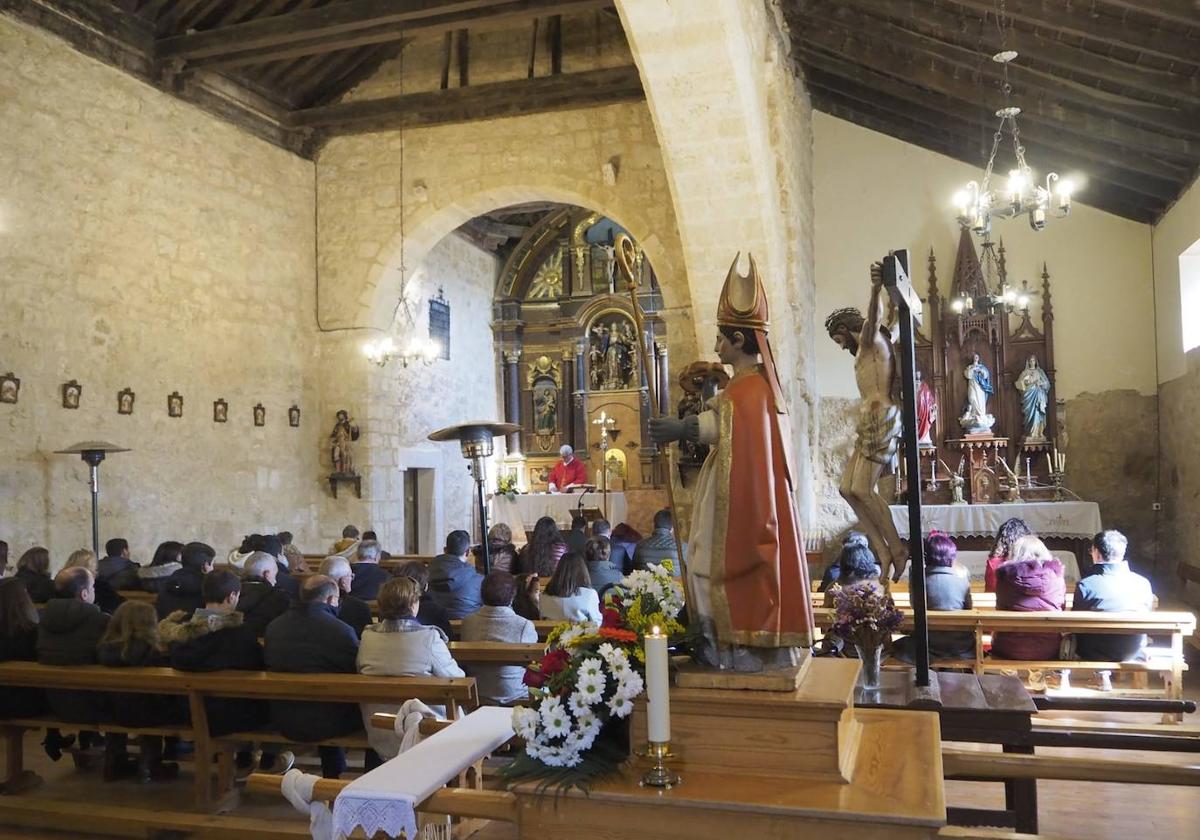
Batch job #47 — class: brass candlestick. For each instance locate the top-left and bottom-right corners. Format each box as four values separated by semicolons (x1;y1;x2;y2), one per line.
640;741;680;789
1050;469;1065;502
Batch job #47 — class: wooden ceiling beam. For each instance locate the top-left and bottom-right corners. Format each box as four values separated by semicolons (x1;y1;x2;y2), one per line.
809;92;1158;223
943;0;1200;68
158;0;611;71
299;43;403;108
830;0;1200;109
800;7;1200;147
796;19;1200;162
290;64;642;135
1093;0;1200;29
804;67;1175;206
800;49;1187;193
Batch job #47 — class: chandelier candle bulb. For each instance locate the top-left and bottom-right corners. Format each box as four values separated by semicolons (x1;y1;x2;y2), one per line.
644;626;670;743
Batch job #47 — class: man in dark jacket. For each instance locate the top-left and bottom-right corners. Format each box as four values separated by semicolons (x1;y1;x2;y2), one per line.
320;555;372;637
1074;530;1155;665
264;575;361;778
591;520;629;578
565;515;589;554
260;534;301;599
237;552;292;637
97;537;141;591
633;509;684;576
396;560;452;636
428;531;484;621
349;540;391;601
156;542;216;619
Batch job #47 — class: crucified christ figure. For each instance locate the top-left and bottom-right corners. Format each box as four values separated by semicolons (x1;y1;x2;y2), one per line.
825;263;909;584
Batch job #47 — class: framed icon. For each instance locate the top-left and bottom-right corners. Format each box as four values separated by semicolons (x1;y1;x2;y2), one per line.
61;380;82;409
288;404;301;427
253;403;266;427
117;387;135;415
167;391;183;418
0;372;19;404
213;398;228;423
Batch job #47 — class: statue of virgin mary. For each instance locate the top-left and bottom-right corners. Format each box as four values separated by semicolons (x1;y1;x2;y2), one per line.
959;353;996;435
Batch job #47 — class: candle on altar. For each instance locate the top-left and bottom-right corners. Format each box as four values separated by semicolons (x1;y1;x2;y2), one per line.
1045;452;1053;474
645;625;670;743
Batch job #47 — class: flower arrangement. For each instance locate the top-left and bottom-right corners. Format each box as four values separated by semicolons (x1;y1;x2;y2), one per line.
829;581;904;648
496;473;520;501
502;562;685;789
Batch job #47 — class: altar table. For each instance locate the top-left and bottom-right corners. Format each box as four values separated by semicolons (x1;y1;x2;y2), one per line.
889;501;1102;541
490;491;627;544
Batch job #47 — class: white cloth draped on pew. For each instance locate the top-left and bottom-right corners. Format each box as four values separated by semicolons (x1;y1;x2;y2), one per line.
333;705;515;840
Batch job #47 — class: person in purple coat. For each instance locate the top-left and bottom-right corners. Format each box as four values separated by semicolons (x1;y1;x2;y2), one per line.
992;536;1066;661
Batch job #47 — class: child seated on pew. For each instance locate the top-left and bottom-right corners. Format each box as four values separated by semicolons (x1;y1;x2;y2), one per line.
97;601;185;783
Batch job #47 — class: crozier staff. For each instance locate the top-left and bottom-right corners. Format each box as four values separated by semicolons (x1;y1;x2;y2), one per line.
547;444;588;493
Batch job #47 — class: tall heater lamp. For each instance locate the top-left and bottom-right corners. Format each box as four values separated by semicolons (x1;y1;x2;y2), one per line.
53;441;130;557
428;421;519;575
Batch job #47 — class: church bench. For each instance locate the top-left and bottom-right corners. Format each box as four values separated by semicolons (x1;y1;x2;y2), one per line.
448;640;545;665
450;618;557;640
0;662;477;811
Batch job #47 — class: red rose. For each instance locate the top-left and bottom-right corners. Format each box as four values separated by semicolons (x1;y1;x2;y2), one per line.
601;608;623;629
540;648;571;676
523;668;547;689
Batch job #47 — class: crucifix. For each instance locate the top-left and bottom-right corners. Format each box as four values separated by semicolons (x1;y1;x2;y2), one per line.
591;410;617;520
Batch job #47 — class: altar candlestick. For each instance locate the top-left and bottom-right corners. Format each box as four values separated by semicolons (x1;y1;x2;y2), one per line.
1045;453;1053;474
1025;458;1032;487
645;626;670;743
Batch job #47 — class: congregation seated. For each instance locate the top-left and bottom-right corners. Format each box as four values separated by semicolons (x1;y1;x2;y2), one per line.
893;533;973;663
591;519;630;575
459;571;538;705
429;530;484;621
0;577;47;720
565;514;589;554
512;573;542;621
97;537;141;592
260;534;300;599
278;530;307;572
15;546;54;604
584;535;623;596
984;517;1034;593
819;531;879;592
609;522;642;574
473;523;518;574
349;539;391;601
1073;529;1154;662
634;509;683;576
156;542;216;619
331;524;360;557
159;569;279;774
320;555;372;637
516;516;567;578
540;552;601;624
97;601;183;782
396;560;452;636
264;575;362;779
65;548;124;615
362;530;391;559
992;536;1066;661
822;536;881;607
358;576;465;759
237;551;293;637
137;540;184;593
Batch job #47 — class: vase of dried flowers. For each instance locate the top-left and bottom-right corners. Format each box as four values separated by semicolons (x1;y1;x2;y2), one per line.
830;581;904;691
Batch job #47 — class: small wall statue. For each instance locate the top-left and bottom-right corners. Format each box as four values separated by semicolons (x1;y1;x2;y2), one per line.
330;410;360;476
1014;355;1051;443
959;353;996;435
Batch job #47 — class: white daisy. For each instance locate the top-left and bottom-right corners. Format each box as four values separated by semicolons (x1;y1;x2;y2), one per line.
540;698;571;739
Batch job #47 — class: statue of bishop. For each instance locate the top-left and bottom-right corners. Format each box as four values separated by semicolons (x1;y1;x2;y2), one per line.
650;255;813;672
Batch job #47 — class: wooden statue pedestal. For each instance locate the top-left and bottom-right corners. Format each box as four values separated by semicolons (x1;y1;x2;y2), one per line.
512;658;946;840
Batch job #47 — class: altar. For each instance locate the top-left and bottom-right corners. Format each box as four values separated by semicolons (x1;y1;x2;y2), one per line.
490;491;627;543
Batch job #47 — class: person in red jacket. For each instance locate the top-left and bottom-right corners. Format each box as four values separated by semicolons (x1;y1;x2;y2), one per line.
548;445;588;492
992;536;1066;661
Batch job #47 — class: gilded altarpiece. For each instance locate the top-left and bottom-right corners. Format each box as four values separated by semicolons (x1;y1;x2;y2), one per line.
492;207;668;491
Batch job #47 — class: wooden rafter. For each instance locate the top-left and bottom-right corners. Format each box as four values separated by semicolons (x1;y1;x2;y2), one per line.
157;0;612;72
1093;0;1200;29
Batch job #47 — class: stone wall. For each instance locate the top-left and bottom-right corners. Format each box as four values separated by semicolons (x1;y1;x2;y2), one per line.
0;17;319;565
1159;352;1200;604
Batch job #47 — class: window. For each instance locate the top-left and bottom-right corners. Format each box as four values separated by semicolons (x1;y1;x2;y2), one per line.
1181;238;1200;353
428;288;451;361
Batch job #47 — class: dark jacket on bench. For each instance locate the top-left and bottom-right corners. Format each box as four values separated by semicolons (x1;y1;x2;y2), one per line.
155;567;206;620
0;624;47;719
160;608;268;736
97;638;188;728
264;602;361;742
1073;561;1155;661
16;568;55;605
349;563;392;602
36;598;111;722
97;556;141;592
338;595;373;638
237;578;292;637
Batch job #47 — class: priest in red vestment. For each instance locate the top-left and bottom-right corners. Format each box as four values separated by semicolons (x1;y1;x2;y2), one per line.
548;444;588;492
650;254;814;670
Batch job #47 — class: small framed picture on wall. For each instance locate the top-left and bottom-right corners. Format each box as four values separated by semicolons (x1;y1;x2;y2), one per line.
253;403;266;426
117;388;135;415
0;372;19;404
62;380;82;409
288;405;301;427
167;391;183;418
213;398;228;423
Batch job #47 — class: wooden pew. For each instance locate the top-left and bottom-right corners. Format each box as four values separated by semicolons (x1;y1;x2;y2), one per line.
450;618;557;641
448;641;544;666
0;662;477;811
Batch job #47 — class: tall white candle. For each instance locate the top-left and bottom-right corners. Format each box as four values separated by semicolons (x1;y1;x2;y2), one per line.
644;626;670;743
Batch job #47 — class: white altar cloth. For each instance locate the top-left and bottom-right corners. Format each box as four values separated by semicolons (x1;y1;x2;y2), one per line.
889;501;1102;541
332;706;514;840
491;491;627;543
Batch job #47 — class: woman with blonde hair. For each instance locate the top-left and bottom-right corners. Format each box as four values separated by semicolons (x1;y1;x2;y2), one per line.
993;535;1066;661
97;601;184;782
65;548;97;572
15;547;54;603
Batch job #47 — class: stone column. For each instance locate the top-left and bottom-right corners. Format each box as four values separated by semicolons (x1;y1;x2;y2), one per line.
560;347;575;448
571;343;588;451
656;340;670;416
503;349;522;455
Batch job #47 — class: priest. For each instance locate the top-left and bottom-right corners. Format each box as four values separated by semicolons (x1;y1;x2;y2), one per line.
547;444;588;492
649;254;814;671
